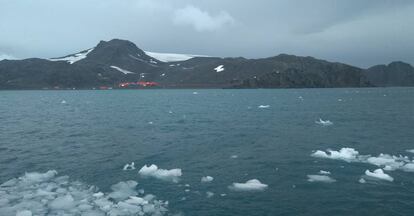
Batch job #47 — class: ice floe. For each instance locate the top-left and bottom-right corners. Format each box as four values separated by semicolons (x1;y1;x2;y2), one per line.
311;147;414;174
307;175;336;183
201;176;214;183
315;118;333;126
0;170;169;216
214;65;225;72
230;155;238;159
365;169;394;182
319;170;331;175
138;164;182;183
311;148;360;162
60;100;66;104
258;105;270;109
228;179;268;192
123;162;136;171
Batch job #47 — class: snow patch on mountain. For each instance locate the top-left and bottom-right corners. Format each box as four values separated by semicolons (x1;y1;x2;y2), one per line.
145;51;208;62
214;65;225;72
49;48;94;64
110;66;135;74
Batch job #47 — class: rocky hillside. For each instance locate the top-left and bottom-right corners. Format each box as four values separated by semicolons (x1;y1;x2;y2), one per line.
0;39;412;89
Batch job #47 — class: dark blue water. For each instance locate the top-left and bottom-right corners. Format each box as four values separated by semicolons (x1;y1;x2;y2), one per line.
1;88;414;215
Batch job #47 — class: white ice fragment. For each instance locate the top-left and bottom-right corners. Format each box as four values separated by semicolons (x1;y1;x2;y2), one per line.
228;179;268;192
138;164;182;183
365;169;393;182
258;105;270;109
311;148;359;162
307;175;336;183
123;162;136;171
206;191;214;198
319;170;331;175
315;118;333;126
201;176;214;183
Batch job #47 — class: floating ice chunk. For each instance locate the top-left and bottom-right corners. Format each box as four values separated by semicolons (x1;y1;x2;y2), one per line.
319;170;331;175
16;210;32;216
366;154;407;170
311;148;360;162
365;169;393;182
184;189;190;192
359;178;366;184
138;164;182;183
307;175;336;183
123;162;136;171
201;176;214;183
258;105;270;109
230;155;238;159
406;149;414;154
402;163;414;172
108;181;138;201
49;194;76;210
228;179;268;192
206;191;214;198
315;118;333;126
60;100;66;104
0;170;169;216
214;65;225;72
192;91;198;95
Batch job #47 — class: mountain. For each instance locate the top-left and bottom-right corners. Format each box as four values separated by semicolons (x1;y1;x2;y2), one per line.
0;39;411;89
364;61;414;87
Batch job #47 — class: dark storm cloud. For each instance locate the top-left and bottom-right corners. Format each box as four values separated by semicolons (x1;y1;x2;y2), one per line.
0;0;413;67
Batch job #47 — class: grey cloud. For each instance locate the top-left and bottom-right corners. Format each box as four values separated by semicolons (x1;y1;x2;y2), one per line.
0;0;413;68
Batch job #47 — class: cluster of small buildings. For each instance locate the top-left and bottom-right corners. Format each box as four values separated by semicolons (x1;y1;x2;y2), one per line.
118;81;159;88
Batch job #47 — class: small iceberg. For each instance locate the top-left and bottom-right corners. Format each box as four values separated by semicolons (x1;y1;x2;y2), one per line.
364;169;393;182
201;176;214;183
61;100;67;104
319;170;331;175
206;191;214;198
307;175;336;183
258;105;270;109
138;164;182;183
123;162;136;171
406;149;414;154
192;91;198;95
228;179;268;192
230;155;238;159
315;118;333;126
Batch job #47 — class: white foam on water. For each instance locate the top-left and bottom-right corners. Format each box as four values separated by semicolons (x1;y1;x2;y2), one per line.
138;164;182;183
315;118;333;126
0;170;169;216
201;176;214;183
307;175;336;183
365;169;394;182
123;162;136;171
258;105;270;109
228;179;268;192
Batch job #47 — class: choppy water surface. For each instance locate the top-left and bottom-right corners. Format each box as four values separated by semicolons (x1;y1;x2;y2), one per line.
1;88;414;215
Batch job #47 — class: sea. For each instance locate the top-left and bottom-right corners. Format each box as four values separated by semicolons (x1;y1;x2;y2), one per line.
0;88;413;216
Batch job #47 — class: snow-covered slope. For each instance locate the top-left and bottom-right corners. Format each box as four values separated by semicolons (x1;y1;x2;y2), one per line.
49;48;94;64
145;51;208;62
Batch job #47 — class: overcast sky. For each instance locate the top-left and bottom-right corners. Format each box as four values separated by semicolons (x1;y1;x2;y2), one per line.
0;0;413;68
